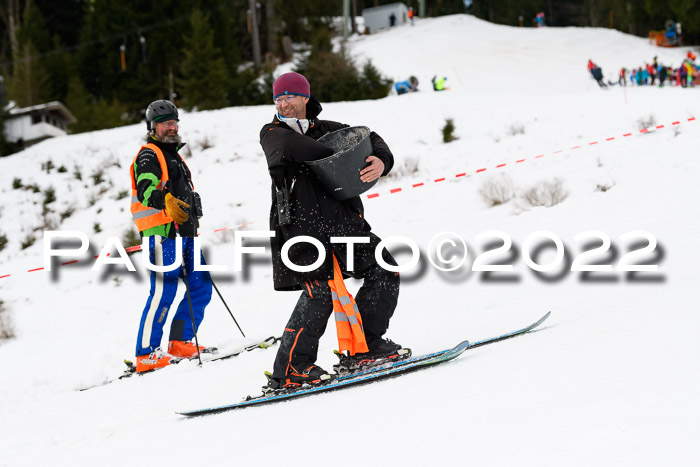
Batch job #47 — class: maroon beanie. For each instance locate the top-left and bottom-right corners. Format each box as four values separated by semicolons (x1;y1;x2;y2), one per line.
273;72;310;99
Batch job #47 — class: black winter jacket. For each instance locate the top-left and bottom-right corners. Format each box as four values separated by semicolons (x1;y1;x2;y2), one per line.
259;96;394;291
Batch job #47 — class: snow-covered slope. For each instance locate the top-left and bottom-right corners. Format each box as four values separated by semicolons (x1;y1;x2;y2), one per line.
1;15;698;466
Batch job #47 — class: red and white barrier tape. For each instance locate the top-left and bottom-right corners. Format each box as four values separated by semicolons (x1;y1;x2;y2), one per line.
363;117;696;199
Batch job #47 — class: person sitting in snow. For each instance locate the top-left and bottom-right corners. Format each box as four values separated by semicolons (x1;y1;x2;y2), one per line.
395;76;419;95
432;75;449;91
129;99;214;373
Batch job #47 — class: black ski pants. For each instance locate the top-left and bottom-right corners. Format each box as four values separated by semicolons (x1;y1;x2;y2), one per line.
272;251;400;379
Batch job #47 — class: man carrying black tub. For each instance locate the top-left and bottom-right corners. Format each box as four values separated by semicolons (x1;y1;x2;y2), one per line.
259;72;408;392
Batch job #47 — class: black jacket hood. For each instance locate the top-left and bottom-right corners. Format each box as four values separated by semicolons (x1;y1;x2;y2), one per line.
306;94;323;120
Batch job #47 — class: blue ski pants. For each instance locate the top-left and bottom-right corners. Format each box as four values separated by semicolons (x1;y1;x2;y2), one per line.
135;236;212;356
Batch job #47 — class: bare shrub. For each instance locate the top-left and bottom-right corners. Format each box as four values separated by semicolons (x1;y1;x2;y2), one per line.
21;234;36;250
199;135;214;151
114;190;129;201
384;156;420;180
596;183;614;192
211;228;236;245
0;300;15;340
60;206;76;221
507;123;525;136
91;168;105;185
522;179;568;207
39;211;59;231
42;159;54;173
637;115;656;131
479;174;516;206
122;227;141;248
181;145;193;159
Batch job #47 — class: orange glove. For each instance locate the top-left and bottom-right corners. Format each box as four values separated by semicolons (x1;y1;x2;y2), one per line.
164;193;190;224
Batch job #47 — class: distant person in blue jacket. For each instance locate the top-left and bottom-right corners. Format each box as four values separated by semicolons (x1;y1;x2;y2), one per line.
395;76;418;95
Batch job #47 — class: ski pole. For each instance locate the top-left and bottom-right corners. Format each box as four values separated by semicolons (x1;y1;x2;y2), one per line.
189;191;246;338
209;274;245;338
176;224;203;365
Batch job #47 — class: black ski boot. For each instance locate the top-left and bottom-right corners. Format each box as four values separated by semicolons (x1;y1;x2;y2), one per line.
262;365;334;394
333;339;411;376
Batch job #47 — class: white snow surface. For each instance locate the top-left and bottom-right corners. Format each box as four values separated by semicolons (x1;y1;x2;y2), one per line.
1;15;699;466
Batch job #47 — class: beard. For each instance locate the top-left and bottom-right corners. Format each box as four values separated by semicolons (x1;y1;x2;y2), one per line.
159;131;181;144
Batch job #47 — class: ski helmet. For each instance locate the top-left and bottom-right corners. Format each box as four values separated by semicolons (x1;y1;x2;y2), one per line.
146;99;179;131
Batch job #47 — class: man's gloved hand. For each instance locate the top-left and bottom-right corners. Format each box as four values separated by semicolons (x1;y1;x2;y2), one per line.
164;193;190;224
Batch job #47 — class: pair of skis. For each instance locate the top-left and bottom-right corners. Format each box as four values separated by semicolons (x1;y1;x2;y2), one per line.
79;336;279;391
177;311;551;416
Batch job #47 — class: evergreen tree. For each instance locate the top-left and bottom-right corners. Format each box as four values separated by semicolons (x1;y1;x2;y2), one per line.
8;0;50;106
178;8;229;111
359;60;392;100
227;67;268;106
33;0;85;47
17;0;50;51
42;34;74;102
64;75;128;134
669;0;700;39
8;40;47;106
295;48;360;103
296;46;392;103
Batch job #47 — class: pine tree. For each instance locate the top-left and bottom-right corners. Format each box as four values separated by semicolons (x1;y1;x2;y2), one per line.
8;40;48;107
8;0;51;106
179;9;229;111
64;76;128;134
295;48;361;103
359;60;392;100
43;34;74;102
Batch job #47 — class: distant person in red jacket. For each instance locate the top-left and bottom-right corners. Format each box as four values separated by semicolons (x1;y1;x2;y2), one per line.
587;60;606;88
646;63;656;85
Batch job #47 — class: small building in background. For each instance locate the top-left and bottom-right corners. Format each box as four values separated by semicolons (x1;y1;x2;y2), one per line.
3;101;77;148
362;3;408;34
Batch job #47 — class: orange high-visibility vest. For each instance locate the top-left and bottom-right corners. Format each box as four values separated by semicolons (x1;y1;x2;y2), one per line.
329;254;369;355
130;143;173;232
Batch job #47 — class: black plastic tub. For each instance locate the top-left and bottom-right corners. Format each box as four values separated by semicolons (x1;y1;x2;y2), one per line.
306;126;378;200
